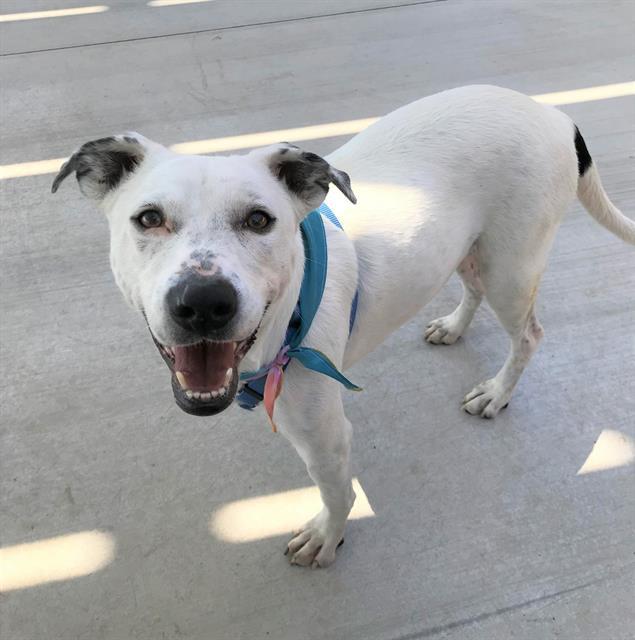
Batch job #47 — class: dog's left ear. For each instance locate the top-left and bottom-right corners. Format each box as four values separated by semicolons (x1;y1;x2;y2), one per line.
251;143;356;214
51;133;151;200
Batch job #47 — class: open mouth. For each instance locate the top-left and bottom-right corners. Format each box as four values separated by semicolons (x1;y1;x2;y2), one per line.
151;331;258;417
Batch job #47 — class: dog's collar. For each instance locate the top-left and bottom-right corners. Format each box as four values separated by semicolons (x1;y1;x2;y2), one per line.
237;203;361;430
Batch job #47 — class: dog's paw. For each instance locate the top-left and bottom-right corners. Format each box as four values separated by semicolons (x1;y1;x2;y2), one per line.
284;510;345;569
424;315;463;345
462;379;510;418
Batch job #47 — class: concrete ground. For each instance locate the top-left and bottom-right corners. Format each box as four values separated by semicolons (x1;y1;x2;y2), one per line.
1;1;634;639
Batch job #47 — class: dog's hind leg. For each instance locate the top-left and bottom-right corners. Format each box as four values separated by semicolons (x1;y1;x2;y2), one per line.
425;243;484;345
462;244;548;419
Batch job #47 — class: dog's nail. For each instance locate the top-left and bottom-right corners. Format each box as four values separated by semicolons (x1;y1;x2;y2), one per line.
283;546;289;556
337;538;345;548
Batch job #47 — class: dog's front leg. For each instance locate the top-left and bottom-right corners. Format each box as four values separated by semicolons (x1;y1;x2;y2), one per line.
276;366;355;568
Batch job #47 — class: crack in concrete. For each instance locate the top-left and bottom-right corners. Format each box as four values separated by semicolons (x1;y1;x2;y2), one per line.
1;1;446;57
388;569;632;640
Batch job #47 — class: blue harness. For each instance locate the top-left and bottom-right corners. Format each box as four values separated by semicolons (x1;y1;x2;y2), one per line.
236;203;361;413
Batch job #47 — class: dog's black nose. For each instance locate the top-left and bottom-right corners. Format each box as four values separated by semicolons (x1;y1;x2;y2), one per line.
167;276;238;333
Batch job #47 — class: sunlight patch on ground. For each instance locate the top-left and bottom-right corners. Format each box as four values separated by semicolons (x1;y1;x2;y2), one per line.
576;429;635;475
0;530;115;592
0;6;108;23
170;118;379;155
2;81;633;180
210;477;374;543
532;81;635;106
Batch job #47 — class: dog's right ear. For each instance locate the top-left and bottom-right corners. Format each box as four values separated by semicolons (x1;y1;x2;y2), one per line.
51;134;151;200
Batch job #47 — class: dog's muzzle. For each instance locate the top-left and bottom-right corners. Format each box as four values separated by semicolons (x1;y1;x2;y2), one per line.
144;274;259;416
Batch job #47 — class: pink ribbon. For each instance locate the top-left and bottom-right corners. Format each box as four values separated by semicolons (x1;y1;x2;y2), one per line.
262;346;290;432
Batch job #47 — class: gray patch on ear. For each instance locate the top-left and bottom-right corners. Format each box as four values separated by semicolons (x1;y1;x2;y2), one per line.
328;166;356;204
51;135;145;200
270;145;357;209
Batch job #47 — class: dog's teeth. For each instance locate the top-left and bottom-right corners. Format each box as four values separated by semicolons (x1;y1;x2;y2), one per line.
218;386;227;397
185;390;193;399
224;368;233;385
200;392;211;401
192;391;201;399
175;371;187;388
211;390;219;398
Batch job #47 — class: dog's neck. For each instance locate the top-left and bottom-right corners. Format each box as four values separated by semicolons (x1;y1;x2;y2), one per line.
239;229;305;374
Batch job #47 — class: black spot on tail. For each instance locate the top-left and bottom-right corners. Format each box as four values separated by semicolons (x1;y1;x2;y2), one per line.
574;125;592;176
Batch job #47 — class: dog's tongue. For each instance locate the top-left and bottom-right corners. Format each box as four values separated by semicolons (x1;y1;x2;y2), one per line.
173;342;235;391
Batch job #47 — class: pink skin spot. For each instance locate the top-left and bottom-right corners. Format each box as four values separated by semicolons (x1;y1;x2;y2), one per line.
192;264;220;277
457;253;485;294
176;251;222;277
529;316;544;341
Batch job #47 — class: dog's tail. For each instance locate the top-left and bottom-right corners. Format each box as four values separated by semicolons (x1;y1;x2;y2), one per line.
575;126;635;245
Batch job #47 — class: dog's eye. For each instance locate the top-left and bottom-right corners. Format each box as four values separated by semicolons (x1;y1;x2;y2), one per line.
245;210;274;232
136;209;164;230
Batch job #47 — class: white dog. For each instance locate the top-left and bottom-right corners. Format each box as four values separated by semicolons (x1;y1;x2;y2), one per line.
53;85;634;568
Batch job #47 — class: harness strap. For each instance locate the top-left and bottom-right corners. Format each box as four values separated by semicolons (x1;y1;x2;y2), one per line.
236;204;361;429
318;203;359;334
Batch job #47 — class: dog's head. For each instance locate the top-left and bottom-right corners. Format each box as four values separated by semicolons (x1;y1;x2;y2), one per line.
52;134;355;416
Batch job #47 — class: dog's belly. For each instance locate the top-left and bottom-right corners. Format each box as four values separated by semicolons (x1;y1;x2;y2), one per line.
342;213;475;368
323;175;478;368
323;168;480;368
325;141;483;366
